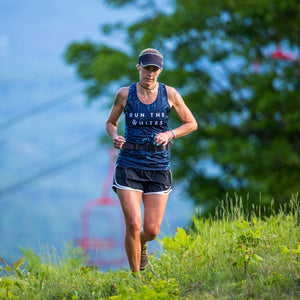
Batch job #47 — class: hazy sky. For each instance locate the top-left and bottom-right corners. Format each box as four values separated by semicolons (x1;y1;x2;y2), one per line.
0;0;141;107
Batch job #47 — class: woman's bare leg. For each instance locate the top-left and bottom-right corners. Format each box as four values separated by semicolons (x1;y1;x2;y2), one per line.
141;193;169;244
117;189;143;272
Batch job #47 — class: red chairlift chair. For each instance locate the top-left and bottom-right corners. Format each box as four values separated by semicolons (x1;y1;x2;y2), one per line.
270;44;298;61
75;149;126;267
253;44;298;73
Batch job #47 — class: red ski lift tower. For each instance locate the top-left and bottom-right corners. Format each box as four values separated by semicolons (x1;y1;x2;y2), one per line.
75;149;126;267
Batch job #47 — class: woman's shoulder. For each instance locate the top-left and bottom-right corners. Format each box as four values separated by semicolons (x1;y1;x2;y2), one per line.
164;85;187;109
165;85;181;102
117;86;130;97
164;85;176;94
115;86;130;105
164;84;180;97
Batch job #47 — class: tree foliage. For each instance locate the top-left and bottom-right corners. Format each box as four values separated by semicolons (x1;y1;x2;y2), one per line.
64;0;300;215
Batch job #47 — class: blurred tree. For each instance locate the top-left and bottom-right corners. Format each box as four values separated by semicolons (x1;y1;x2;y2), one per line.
65;0;300;215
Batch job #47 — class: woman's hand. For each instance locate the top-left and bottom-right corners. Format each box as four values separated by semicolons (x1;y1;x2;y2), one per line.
153;131;174;146
113;135;126;149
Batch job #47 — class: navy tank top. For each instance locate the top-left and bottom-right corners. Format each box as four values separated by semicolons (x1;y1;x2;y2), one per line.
116;82;171;170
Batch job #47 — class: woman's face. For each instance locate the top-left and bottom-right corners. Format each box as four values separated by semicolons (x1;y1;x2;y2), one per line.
137;65;161;84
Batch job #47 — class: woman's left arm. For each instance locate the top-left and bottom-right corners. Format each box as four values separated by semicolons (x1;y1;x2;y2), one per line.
154;86;198;146
168;86;198;138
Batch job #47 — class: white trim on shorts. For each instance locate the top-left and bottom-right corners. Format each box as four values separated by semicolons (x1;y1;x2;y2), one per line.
144;186;172;195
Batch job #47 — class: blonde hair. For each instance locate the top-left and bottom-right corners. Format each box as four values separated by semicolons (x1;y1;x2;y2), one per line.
139;48;163;59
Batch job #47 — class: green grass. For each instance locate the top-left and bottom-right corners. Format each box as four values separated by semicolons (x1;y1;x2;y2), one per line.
1;195;299;299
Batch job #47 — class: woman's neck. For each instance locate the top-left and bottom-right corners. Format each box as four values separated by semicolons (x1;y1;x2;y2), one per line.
138;82;157;93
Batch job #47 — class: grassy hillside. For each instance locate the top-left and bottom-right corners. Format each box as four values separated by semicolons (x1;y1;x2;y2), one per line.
1;196;299;299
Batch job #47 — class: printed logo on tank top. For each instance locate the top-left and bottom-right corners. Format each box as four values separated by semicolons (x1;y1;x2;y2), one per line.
128;112;167;126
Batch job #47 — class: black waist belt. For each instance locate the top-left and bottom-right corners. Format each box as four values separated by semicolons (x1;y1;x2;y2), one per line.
122;142;172;151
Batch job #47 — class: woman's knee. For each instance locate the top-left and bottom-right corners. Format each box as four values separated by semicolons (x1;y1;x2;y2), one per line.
126;217;142;234
143;226;160;241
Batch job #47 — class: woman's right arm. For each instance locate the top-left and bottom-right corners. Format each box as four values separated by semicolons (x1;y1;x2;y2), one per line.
105;87;128;149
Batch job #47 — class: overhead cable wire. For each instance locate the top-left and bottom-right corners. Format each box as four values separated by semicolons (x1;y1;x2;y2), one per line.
45;130;102;158
0;146;104;198
6;130;102;178
0;87;83;132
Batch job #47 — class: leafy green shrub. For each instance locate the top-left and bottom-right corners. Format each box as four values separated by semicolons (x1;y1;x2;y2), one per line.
0;256;28;299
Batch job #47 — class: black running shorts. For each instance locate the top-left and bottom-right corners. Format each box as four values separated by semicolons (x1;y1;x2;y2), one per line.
112;165;172;195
